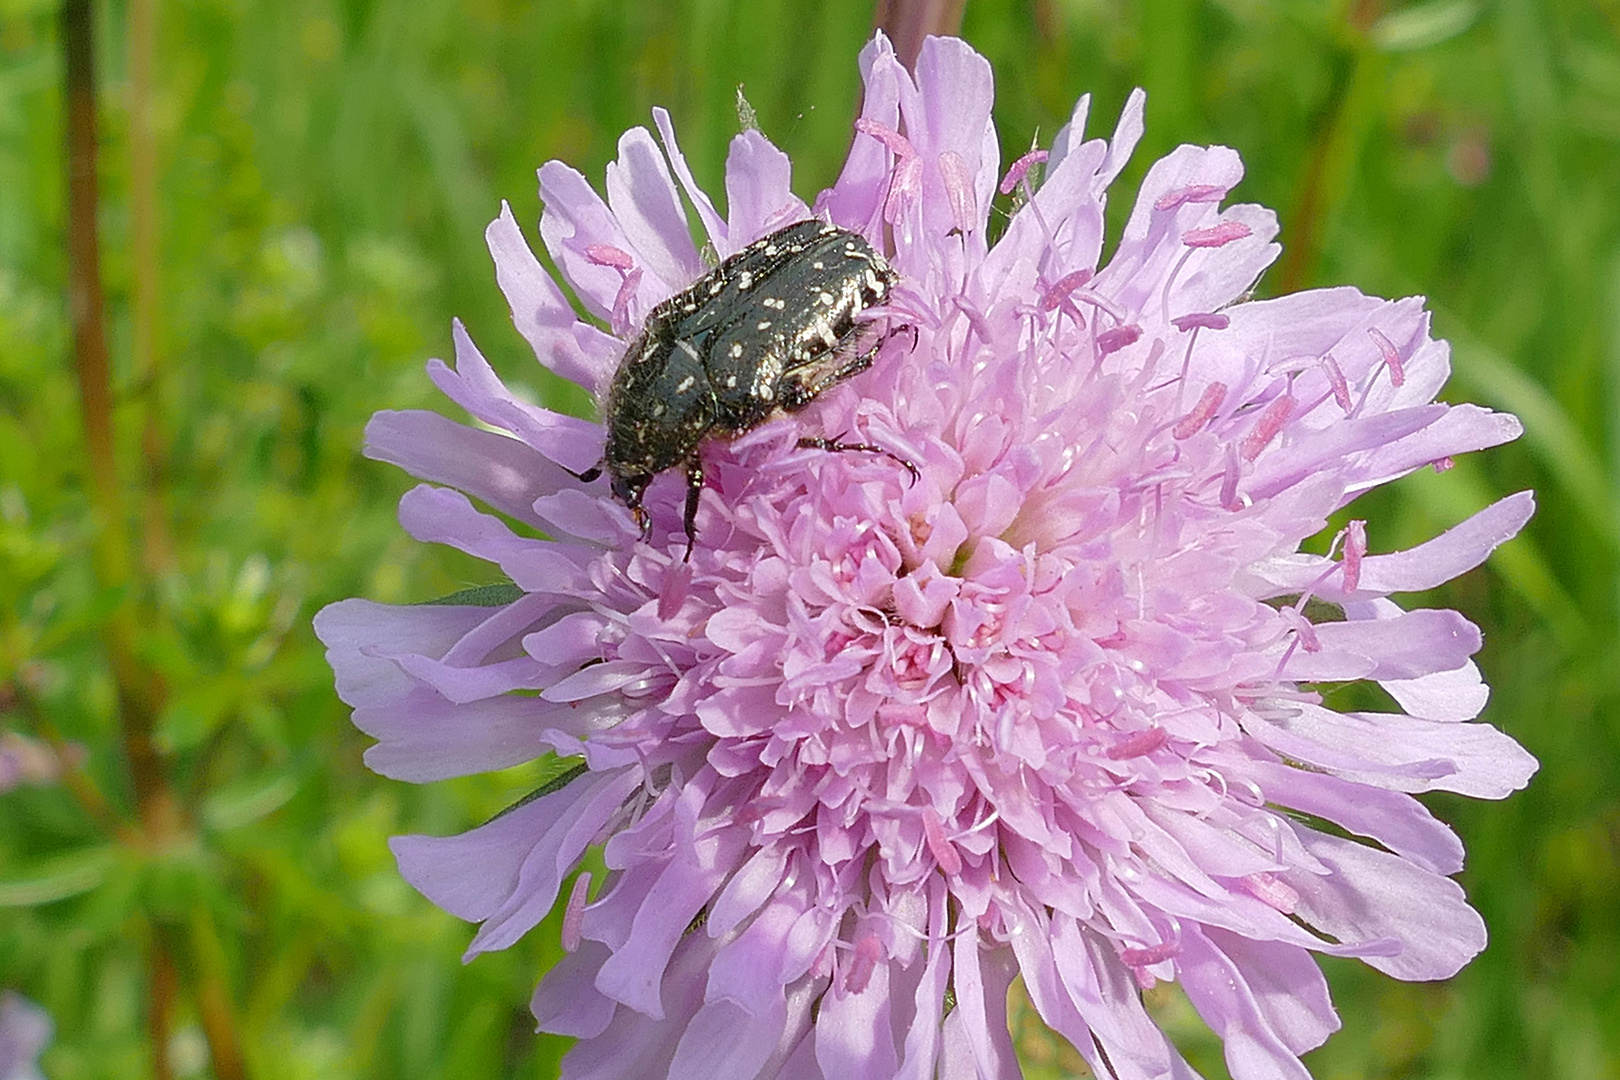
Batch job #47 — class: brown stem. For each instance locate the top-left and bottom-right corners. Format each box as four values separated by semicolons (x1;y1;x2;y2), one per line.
873;0;967;71
148;926;179;1080
62;0;119;533
62;0;172;817
63;6;185;1075
1274;16;1384;294
191;909;249;1080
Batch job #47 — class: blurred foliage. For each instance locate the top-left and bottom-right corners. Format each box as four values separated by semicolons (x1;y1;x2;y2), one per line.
1;0;1617;1078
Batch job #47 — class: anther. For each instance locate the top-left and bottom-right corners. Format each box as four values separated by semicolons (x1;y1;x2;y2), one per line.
584;243;635;270
1171;312;1230;332
1174;381;1228;440
1321;353;1352;413
1181;220;1253;248
938;150;976;235
999;149;1049;195
1239;393;1295;461
1341;519;1366;593
1038;269;1093;312
1096;324;1143;356
1155;183;1228;212
562;872;592;952
1367;327;1406;387
611;267;642;336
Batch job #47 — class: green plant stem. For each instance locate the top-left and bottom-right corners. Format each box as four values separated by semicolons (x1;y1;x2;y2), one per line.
129;0;174;576
1274;19;1384;294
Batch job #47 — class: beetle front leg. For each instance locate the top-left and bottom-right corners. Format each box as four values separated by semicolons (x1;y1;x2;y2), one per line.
681;457;704;562
796;435;920;486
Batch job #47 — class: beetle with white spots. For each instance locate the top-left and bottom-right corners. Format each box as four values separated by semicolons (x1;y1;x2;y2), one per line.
580;218;908;559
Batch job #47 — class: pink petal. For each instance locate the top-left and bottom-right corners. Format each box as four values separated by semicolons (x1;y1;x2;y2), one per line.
1285;827;1486;981
486;202;620;393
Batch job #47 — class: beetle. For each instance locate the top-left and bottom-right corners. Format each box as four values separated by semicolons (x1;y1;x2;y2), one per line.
581;219;910;559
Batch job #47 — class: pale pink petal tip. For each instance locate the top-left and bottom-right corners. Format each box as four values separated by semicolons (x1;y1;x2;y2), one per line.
322;31;1534;1080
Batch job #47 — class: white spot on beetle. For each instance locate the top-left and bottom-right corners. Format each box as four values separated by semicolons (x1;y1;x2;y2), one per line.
730;342;744;357
675;374;696;393
757;320;772;330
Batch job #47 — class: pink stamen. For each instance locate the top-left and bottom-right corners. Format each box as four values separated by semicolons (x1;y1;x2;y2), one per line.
584;243;635;271
1039;269;1093;312
562;871;592;952
1322;353;1352;413
938;150;976;234
1174;381;1227;439
855;118;915;160
1096;324;1142;356
1155;183;1228;212
1219;442;1243;511
999;149;1049;195
1182;220;1253;248
1342;519;1366;593
922;806;963;877
1237;872;1299;914
844;931;885;994
1289;610;1321;653
885;155;924;221
611;267;643;336
1120;940;1180;987
1106;727;1168;760
1368;327;1406;387
1432;456;1455;473
1119;941;1180;967
1171;312;1230;332
1239;393;1295;461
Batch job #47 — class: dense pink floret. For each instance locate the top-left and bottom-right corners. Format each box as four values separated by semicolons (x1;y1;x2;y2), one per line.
316;32;1535;1080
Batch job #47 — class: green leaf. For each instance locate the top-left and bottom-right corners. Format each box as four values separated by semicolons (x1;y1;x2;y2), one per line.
202;769;301;831
0;844;116;906
1369;0;1478;52
418;581;525;607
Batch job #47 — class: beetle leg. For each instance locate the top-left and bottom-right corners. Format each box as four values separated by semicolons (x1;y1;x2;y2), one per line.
571;463;603;484
797;435;919;486
778;324;911;412
681;456;705;562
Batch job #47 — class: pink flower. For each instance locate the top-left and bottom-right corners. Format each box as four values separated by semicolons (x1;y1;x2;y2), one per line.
316;34;1537;1080
0;991;52;1080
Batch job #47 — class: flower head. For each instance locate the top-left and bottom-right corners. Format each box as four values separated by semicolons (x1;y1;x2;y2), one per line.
317;34;1536;1080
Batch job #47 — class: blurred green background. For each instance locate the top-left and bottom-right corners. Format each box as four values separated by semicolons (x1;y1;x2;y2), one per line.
1;0;1616;1077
